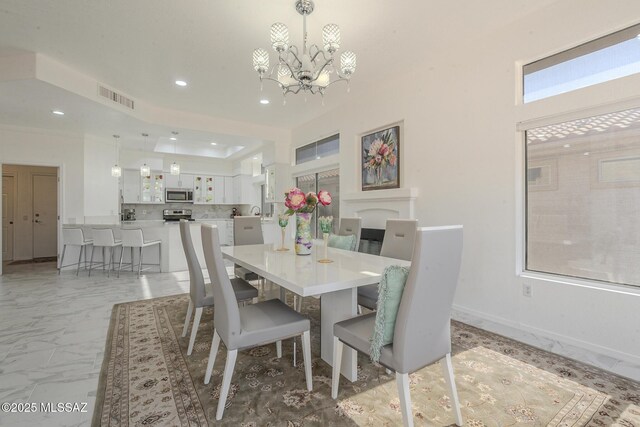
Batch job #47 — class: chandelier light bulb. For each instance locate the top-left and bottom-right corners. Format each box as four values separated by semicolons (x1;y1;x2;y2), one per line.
140;164;150;177
253;49;269;74
270;23;290;52
111;165;122;178
317;70;330;87
340;51;356;75
322;24;341;53
277;66;294;87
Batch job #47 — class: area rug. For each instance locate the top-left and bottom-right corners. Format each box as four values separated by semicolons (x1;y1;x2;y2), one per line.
93;294;640;426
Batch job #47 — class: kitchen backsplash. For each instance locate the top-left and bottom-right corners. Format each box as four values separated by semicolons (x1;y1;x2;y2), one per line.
121;204;253;220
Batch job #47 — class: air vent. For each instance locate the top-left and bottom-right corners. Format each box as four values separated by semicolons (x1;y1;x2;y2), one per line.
97;84;135;110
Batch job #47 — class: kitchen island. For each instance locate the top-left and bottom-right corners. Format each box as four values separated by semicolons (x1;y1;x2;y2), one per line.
61;218;292;273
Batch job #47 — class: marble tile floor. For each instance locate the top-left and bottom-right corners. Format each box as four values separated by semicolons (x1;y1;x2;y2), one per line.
0;261;637;426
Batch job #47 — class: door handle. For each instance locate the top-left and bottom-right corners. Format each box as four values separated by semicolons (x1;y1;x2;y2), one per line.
9;221;13;224
34;220;42;224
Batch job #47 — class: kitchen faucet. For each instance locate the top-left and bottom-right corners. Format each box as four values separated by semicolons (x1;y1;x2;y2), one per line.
250;205;261;216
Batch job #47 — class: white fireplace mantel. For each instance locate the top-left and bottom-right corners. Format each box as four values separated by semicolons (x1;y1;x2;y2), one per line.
342;187;418;229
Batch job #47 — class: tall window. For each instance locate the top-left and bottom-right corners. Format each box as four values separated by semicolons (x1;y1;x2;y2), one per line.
523;23;640;103
295;134;339;165
296;169;340;237
525;107;640;287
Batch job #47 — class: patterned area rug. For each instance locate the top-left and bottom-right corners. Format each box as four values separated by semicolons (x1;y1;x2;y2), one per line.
93;294;640;426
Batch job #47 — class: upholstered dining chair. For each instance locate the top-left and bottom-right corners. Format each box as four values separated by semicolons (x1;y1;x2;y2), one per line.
233;216;264;283
332;226;464;427
338;217;362;251
357;219;418;311
201;224;312;420
89;228;122;277
179;220;258;356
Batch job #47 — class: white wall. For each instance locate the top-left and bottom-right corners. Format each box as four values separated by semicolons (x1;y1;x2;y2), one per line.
84;135;120;222
0;125;85;223
291;1;640;365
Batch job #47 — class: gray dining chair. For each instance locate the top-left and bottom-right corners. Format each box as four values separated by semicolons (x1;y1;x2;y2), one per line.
233;216;263;283
201;223;312;420
357;219;418;311
332;226;464;427
179;220;258;356
338;217;362;251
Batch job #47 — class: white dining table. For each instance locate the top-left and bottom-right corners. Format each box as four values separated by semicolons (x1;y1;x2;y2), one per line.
221;242;410;381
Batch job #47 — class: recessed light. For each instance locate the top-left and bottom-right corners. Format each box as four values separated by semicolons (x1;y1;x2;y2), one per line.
583;152;590;156
563;144;571;148
253;156;258;160
260;99;270;105
170;137;177;141
210;142;217;146
316;156;321;160
52;110;64;116
175;80;187;87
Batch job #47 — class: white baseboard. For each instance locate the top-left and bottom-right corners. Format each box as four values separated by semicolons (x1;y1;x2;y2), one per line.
452;303;640;373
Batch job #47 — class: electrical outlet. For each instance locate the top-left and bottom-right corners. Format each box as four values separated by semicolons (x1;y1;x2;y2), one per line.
523;283;532;298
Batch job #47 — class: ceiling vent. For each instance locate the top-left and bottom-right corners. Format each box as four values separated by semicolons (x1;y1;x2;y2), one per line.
97;84;135;110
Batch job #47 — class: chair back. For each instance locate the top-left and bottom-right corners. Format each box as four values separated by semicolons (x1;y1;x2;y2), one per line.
63;228;85;245
92;228;116;246
121;228;144;247
179;220;207;305
338;217;361;251
201;224;242;349
380;219;418;261
392;226;463;374
233;216;264;246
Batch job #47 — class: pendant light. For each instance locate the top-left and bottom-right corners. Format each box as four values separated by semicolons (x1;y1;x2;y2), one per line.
140;133;151;177
111;134;122;177
170;131;180;175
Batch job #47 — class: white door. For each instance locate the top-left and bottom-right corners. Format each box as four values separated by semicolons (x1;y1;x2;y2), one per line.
2;175;15;261
32;174;58;258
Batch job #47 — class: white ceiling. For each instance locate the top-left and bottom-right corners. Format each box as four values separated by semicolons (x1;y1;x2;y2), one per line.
0;0;560;153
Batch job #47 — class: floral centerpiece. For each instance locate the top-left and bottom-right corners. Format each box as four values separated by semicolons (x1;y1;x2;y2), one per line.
284;188;332;255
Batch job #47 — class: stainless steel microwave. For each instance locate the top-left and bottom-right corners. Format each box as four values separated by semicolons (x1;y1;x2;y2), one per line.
165;188;194;203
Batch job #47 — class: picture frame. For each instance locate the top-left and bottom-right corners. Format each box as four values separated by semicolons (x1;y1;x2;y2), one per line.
361;125;400;191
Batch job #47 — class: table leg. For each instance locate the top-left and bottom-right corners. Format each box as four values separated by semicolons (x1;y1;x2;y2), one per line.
321;288;358;382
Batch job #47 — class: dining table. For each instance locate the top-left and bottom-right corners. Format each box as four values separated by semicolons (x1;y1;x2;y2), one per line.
221;242;411;381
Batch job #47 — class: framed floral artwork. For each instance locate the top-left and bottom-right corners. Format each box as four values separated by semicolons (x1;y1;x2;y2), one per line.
361;125;400;191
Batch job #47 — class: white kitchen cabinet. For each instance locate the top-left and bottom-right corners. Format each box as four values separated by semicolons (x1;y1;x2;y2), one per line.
165;173;194;189
194;175;215;204
140;172;165;203
224;176;233;204
264;164;290;203
232;175;260;206
122;169;141;203
213;176;224;204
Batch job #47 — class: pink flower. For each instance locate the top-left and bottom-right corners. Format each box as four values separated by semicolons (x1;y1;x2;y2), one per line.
375;155;382;164
378;143;389;156
306;192;318;206
285;187;307;211
389;154;397;166
368;139;383;157
318;190;332;206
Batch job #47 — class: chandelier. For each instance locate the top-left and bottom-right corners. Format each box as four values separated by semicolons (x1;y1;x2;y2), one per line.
252;0;357;102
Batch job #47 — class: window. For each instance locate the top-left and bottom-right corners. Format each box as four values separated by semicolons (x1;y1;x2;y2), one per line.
295;134;339;165
523;23;640;103
296;168;340;237
525;107;640;287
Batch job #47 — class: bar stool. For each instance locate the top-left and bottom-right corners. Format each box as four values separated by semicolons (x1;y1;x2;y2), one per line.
89;228;122;277
118;228;161;278
59;228;93;276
